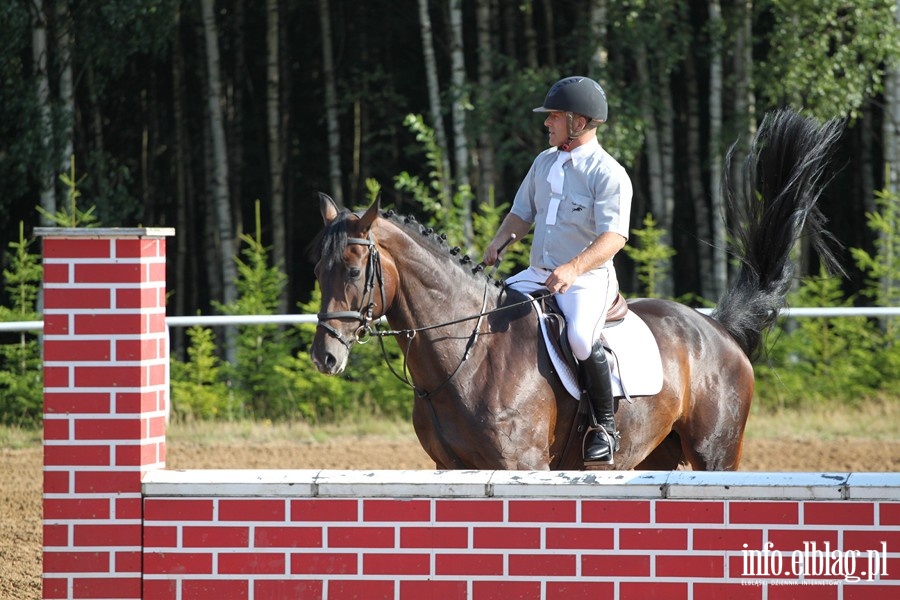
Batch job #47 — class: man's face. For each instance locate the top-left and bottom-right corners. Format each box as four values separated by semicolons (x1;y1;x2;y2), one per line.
544;111;569;148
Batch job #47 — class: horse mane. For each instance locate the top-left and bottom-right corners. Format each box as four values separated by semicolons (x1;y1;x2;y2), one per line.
309;207;503;289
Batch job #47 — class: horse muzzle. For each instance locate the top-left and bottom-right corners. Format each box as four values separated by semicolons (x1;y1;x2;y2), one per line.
310;338;349;375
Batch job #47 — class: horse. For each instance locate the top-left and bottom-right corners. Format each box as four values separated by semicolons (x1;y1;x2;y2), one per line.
309;109;843;471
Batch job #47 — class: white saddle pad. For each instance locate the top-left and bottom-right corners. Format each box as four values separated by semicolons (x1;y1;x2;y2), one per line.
537;306;664;400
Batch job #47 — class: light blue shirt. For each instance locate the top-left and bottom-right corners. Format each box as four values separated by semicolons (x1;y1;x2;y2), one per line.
510;137;633;270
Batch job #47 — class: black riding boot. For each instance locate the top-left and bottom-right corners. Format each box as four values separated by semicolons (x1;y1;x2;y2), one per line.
582;342;619;464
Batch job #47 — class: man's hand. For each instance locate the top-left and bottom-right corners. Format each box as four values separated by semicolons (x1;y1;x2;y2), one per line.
483;239;503;266
483;214;530;266
544;263;579;293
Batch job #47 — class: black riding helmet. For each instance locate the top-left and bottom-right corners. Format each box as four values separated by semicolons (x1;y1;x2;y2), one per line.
533;76;608;138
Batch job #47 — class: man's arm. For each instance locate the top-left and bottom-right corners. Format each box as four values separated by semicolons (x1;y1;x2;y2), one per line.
483;213;532;266
544;231;626;293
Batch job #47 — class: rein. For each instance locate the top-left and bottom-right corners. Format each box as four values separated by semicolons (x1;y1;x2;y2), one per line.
315;233;535;398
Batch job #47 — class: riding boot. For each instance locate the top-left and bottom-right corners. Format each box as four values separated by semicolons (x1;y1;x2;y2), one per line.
582;342;620;464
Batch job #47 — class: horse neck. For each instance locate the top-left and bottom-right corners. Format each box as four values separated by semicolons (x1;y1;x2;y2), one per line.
376;221;493;335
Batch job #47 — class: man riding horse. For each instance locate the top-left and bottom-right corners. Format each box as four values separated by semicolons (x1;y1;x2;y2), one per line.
483;76;633;465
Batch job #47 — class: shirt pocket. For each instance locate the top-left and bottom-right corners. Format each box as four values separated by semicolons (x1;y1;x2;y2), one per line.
560;191;594;226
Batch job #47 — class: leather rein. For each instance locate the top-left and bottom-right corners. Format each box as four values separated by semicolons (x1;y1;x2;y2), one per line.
315;234;534;398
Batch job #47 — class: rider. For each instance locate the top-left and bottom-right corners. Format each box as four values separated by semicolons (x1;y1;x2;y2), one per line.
483;76;633;464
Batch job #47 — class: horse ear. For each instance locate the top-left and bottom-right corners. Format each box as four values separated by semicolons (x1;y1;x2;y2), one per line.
319;193;340;224
358;193;381;234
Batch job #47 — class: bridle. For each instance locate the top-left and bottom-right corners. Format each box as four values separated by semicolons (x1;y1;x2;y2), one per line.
315;231;534;398
316;235;386;349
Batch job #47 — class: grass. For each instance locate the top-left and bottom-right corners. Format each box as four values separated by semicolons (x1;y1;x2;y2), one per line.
745;397;900;441
2;398;898;449
166;414;417;446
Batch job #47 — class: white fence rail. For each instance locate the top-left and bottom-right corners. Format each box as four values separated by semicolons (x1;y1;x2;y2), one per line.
0;307;898;333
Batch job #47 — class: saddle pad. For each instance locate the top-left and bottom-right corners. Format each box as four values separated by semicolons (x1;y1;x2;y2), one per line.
537;306;664;400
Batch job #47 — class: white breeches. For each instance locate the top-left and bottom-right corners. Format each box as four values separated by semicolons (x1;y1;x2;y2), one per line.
506;265;618;361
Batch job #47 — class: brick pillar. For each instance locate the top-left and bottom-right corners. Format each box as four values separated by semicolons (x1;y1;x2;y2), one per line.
38;228;174;600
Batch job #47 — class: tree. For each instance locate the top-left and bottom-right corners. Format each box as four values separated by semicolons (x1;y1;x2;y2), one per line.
707;0;725;300
885;0;900;202
318;0;343;205
200;0;238;362
760;0;900;121
30;0;55;225
267;0;287;313
448;0;473;245
416;0;452;212
474;0;498;206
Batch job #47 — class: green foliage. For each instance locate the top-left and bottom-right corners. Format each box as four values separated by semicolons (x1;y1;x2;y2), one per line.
212;202;295;418
0;223;43;425
849;175;900;392
755;176;900;407
36;156;100;228
851;176;900;308
394;114;529;273
278;285;412;423
754;270;884;409
759;0;900;120
622;213;677;297
170;326;237;419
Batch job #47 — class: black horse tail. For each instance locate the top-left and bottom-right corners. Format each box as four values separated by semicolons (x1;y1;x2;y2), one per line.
711;108;844;359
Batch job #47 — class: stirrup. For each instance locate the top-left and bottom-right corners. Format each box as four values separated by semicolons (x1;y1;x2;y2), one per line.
583;424;619;465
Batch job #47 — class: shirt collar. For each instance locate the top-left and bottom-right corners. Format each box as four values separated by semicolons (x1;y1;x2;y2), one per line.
567;136;600;167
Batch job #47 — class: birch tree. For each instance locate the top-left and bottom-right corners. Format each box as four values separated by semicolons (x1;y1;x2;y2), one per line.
57;1;74;185
523;0;538;70
200;0;238;361
475;0;497;206
267;0;287;312
684;52;714;299
881;0;900;300
708;0;725;300
589;0;608;73
30;0;55;225
416;0;452;210
886;0;900;200
449;0;473;244
172;4;190;357
318;0;343;205
629;2;682;297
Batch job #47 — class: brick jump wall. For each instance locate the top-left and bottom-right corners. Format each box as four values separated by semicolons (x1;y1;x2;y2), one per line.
38;228;173;600
141;470;900;600
39;230;900;600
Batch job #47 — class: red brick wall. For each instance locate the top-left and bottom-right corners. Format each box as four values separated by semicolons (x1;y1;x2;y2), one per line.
40;229;172;600
139;470;900;600
38;229;900;600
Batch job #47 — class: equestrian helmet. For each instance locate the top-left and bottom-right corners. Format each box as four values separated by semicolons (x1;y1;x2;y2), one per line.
533;76;608;123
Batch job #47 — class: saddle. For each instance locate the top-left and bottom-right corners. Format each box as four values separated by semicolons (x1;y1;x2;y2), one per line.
528;291;663;468
535;290;629;370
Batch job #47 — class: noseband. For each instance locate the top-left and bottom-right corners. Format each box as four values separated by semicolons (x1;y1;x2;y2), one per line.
316;235;386;348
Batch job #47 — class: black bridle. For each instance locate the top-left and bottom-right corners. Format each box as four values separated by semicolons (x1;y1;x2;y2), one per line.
315;232;531;398
316;235;386;349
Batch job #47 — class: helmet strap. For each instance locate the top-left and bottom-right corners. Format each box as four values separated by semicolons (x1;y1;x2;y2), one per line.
560;112;600;151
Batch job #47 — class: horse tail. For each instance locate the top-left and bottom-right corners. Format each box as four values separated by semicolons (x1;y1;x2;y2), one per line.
711;108;844;359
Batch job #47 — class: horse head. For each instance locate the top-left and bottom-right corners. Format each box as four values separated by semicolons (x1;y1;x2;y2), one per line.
310;193;393;375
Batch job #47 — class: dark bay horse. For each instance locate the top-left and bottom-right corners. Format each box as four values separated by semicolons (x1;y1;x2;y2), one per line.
310;109;842;470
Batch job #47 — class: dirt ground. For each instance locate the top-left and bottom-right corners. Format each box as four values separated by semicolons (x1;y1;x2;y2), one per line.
3;437;899;600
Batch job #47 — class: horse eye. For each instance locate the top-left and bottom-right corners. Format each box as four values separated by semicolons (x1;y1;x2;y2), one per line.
348;267;361;279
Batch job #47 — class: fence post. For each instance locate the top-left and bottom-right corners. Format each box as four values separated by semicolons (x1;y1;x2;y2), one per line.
37;227;174;600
